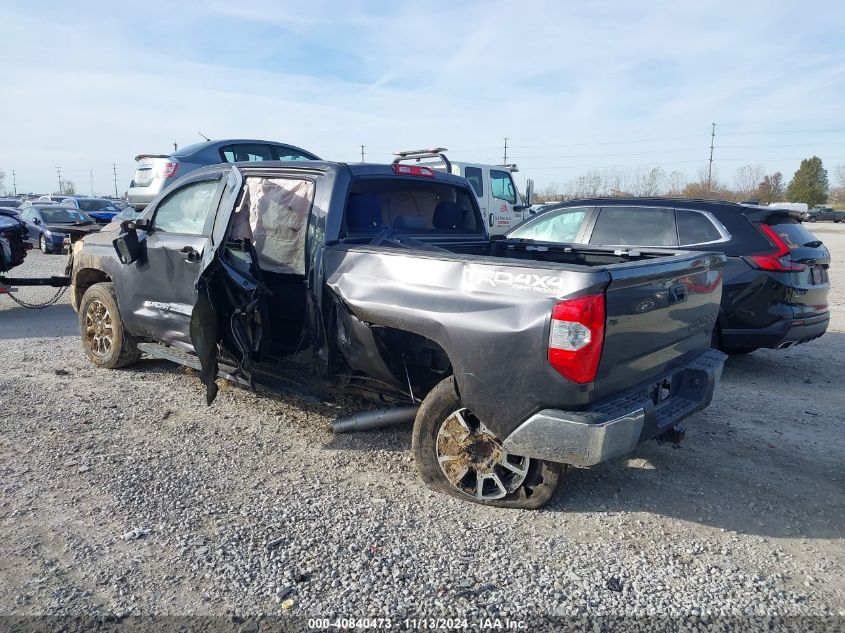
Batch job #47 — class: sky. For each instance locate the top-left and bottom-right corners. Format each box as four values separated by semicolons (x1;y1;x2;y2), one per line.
1;0;845;195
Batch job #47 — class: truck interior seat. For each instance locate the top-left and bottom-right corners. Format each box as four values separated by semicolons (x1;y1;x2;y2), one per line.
384;192;420;224
433;201;466;230
346;193;383;231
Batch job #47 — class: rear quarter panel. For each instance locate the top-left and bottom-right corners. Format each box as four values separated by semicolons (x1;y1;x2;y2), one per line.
324;245;612;438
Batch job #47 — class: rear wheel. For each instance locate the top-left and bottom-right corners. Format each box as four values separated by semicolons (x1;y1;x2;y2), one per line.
79;282;141;369
412;377;562;509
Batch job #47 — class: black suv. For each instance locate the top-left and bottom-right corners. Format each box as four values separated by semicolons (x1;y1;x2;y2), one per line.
508;198;831;354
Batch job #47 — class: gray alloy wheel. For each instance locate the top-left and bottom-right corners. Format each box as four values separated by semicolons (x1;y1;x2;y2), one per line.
435;407;531;501
412;377;562;509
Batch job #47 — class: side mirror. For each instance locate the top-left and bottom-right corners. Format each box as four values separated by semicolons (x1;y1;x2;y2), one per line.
32;217;41;225
524;179;534;206
113;220;143;264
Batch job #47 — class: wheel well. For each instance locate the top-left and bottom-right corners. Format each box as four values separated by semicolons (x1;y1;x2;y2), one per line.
73;268;111;308
371;327;453;400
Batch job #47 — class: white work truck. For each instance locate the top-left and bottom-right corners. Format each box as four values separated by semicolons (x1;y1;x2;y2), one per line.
393;148;534;235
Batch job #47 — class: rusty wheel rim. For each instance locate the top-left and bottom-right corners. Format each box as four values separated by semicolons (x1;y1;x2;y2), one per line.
84;299;114;359
435;407;530;500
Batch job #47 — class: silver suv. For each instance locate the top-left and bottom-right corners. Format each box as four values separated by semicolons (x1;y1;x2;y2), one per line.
126;138;320;208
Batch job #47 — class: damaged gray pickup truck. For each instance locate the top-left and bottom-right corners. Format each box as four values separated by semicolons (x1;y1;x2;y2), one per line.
70;161;726;508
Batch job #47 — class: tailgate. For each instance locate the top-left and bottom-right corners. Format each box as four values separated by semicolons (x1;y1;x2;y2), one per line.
594;251;725;400
761;215;830;319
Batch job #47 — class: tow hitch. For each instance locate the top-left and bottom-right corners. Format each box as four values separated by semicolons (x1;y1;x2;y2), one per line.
0;244;73;308
656;426;686;447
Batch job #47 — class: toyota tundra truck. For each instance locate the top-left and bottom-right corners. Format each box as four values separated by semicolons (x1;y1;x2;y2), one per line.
70;160;726;509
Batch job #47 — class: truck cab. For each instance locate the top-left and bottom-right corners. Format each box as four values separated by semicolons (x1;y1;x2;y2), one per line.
393;148;533;235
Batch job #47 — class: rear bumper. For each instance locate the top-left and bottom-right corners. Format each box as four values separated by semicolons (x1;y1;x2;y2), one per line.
722;313;829;349
502;349;726;467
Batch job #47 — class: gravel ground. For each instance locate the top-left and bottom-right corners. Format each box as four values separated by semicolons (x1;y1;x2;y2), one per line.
1;225;844;631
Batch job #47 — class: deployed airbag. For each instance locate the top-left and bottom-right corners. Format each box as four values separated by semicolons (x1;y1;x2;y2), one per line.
231;177;314;275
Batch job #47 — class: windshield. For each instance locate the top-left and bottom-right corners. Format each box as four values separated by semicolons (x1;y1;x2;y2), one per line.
40;208;94;224
342;179;482;238
76;199;118;212
508;207;590;243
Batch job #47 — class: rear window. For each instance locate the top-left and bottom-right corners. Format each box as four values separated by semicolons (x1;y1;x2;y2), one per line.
343;179;481;237
590;206;675;247
464;167;484;197
766;217;821;249
508;207;590;243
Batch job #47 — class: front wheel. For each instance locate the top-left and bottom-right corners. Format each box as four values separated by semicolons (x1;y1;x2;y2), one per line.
79;282;141;369
411;377;562;509
39;234;51;254
808;216;817;222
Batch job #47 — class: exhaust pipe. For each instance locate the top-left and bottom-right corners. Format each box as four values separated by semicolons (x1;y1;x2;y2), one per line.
332;406;419;434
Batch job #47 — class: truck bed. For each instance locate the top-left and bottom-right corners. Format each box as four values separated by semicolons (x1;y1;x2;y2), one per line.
324;237;725;439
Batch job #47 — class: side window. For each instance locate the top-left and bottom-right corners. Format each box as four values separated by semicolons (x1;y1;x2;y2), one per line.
464;167;484;197
490;170;517;204
676;210;723;245
232;144;274;162
590;207;676;247
272;146;309;161
220;145;236;162
508;207;590;243
153;179;220;235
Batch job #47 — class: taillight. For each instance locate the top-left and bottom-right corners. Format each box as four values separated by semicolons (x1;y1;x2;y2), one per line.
548;294;605;384
392;164;435;177
160;160;180;178
746;223;806;272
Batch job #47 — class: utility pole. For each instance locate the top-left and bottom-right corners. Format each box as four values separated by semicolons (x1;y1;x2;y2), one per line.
56;167;63;194
361;145;365;162
112;164;119;198
173;140;178;152
11;170;17;196
707;123;716;195
90;170;94;197
503;137;509;165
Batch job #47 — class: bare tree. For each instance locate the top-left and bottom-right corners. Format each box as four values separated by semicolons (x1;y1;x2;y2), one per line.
829;164;845;205
682;166;730;199
666;171;687;196
734;164;766;199
0;168;6;196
